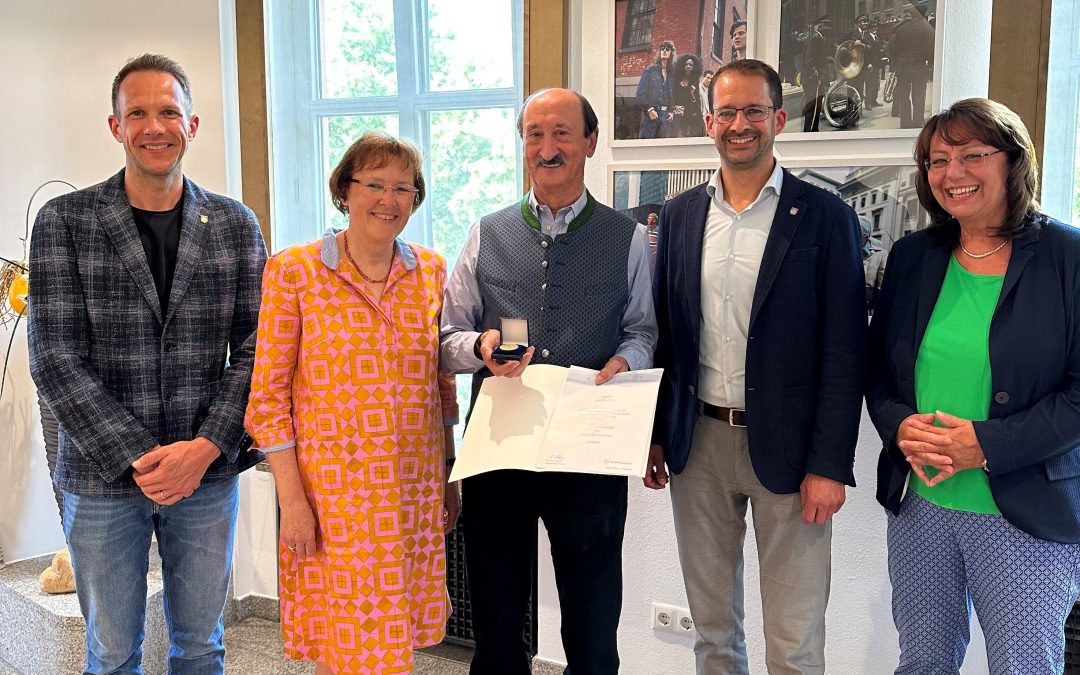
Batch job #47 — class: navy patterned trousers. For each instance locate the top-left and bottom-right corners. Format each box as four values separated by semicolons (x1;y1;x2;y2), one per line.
888;491;1080;674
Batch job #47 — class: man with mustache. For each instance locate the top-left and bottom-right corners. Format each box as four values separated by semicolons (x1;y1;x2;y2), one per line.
645;60;865;674
440;87;656;675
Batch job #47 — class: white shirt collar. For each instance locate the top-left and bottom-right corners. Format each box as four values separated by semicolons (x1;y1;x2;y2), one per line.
706;160;784;210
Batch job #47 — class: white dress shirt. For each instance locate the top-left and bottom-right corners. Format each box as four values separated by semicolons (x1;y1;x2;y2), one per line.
698;161;784;409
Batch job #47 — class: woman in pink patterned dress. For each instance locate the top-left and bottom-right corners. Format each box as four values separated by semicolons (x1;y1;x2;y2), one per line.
245;132;459;675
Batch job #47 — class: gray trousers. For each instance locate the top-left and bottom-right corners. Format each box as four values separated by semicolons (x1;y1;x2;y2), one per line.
670;413;832;675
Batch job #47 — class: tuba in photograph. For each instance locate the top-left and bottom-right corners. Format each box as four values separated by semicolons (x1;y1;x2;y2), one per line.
824;39;865;128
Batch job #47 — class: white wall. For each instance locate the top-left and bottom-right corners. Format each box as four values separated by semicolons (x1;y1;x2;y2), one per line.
0;2;1007;671
528;1;995;673
0;0;233;562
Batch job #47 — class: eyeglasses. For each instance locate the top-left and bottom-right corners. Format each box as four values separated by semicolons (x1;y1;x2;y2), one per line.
711;105;779;123
924;149;1005;172
350;179;420;200
660;46;673;52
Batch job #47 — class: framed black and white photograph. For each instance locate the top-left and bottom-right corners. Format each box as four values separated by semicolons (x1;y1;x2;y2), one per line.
611;160;927;312
773;161;928;313
610;163;715;259
612;0;750;145
778;1;942;137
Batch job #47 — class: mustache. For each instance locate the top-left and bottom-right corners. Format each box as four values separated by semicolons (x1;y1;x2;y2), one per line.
535;155;566;168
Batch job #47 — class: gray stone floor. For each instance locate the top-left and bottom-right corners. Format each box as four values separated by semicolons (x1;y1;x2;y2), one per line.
221;617;471;674
0;618;473;674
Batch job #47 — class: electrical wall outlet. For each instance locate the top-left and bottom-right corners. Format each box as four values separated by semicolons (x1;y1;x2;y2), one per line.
674;609;695;634
652;603;694;636
651;603;677;631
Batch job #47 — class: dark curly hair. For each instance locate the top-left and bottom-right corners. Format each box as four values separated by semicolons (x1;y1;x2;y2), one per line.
674;53;703;84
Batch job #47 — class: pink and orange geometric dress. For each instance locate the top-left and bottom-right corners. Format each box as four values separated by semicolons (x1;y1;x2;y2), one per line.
245;233;458;674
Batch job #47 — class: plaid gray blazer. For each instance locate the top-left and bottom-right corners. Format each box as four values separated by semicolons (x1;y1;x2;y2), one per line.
28;170;267;497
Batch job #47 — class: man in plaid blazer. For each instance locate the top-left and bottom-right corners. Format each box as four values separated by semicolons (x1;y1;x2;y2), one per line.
27;54;266;674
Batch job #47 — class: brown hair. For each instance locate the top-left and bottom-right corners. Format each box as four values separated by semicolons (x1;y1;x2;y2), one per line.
112;54;194;117
913;98;1040;238
709;59;783;110
329;131;426;215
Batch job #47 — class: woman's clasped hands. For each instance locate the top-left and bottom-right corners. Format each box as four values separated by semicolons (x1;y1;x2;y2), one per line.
896;410;988;487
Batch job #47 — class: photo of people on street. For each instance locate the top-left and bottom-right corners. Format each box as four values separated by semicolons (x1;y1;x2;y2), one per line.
613;163;928;314
613;0;748;141
778;1;938;134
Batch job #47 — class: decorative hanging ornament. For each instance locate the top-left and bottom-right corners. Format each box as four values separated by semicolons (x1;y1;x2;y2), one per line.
1;180;77;400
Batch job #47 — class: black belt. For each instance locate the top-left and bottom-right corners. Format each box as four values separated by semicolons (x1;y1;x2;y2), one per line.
702;403;746;427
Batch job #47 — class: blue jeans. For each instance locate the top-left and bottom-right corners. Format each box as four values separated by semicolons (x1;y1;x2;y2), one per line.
63;476;239;675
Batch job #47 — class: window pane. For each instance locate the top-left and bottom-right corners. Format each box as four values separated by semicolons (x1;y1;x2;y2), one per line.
428;0;514;91
1074;100;1080;224
429;107;518;435
622;0;657;49
428;107;518;268
319;0;397;98
322;114;400;231
1043;0;1079;223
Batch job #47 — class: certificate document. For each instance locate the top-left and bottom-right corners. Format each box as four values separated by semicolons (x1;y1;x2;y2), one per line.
449;364;663;481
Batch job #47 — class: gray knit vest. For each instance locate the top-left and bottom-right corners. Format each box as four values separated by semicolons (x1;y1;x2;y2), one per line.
470;195;636;404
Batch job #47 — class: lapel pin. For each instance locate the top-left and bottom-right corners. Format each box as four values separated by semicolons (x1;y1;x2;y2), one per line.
789;207;799;216
200;214;209;223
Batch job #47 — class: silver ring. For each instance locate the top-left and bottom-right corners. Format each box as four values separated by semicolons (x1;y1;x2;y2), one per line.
287;545;296;552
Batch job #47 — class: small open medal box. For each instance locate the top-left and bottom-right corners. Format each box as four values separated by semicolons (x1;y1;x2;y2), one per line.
494;318;529;362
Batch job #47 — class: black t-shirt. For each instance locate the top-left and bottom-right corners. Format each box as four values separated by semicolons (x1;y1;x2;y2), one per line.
131;201;182;315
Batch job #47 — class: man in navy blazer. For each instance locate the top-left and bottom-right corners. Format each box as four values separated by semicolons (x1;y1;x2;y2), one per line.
28;55;266;674
645;60;866;674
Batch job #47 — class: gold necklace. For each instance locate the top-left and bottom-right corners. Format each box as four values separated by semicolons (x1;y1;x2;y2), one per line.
342;234;393;284
958;234;1010;259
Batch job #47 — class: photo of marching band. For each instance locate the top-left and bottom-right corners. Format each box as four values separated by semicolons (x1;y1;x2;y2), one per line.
612;163;927;314
779;1;939;134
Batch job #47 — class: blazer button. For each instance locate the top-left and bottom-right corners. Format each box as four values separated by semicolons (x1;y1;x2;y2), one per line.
994;391;1009;404
541;348;550;358
688;385;695;395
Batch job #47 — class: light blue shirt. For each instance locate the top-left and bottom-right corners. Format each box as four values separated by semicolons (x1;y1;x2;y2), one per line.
440;187;656;373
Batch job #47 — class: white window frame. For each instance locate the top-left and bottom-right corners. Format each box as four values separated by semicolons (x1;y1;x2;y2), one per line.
265;0;525;251
1044;0;1079;224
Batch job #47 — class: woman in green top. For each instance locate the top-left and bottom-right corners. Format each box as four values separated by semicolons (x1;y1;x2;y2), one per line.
867;98;1080;674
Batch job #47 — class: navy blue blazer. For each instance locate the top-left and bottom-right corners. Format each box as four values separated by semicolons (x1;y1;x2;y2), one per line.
652;169;867;494
866;216;1080;543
